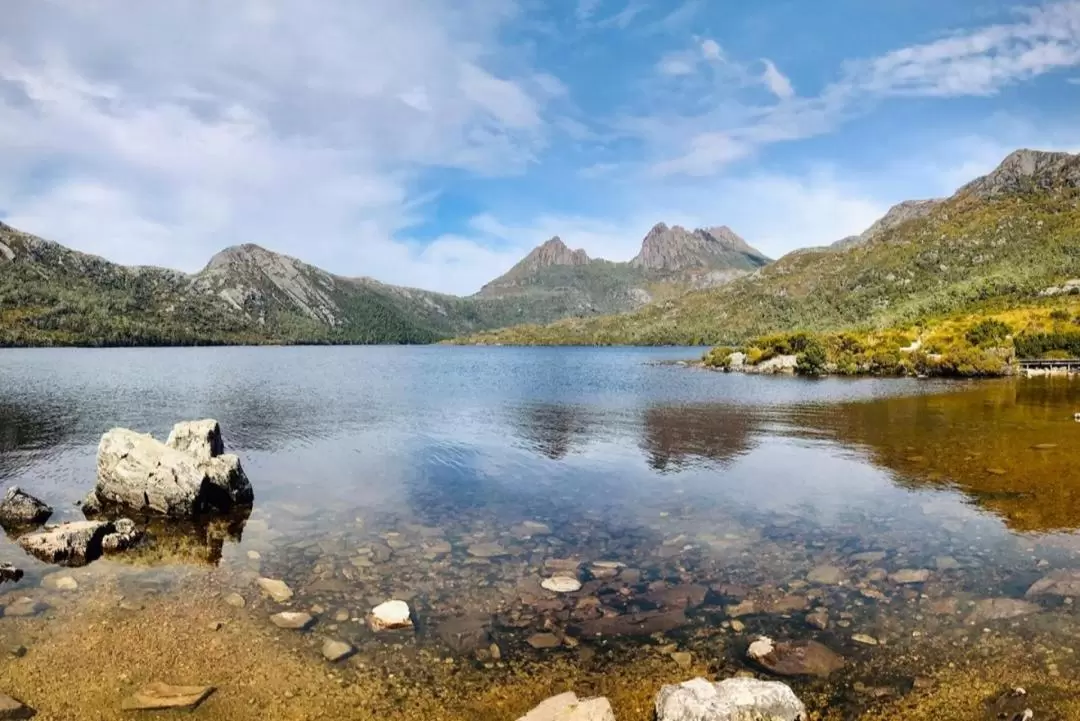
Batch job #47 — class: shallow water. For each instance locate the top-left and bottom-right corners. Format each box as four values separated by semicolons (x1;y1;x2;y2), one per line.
2;347;1080;719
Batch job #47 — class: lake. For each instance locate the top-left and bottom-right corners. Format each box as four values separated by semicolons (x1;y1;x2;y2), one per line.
1;347;1079;720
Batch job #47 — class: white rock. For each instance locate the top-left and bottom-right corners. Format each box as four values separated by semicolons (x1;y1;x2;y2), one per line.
369;600;413;632
270;611;314;630
257;577;294;603
655;677;807;721
165;419;225;461
17;521;113;566
541;576;582;593
517;692;616;721
746;636;775;662
321;639;355;662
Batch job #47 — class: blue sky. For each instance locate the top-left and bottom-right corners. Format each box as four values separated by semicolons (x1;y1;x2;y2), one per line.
1;0;1079;294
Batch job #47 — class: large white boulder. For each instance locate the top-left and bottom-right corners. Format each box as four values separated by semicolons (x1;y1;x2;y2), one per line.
89;421;252;517
655;677;806;721
517;692;616;721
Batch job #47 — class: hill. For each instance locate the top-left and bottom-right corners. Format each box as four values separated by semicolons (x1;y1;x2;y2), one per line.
453;149;1080;347
0;216;767;346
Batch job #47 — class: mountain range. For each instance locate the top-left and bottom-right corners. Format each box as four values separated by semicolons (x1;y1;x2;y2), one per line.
0;215;767;346
457;149;1080;346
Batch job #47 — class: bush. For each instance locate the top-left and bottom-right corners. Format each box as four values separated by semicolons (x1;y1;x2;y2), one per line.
1050;308;1070;321
795;337;828;376
702;346;734;369
1014;331;1080;358
745;346;765;365
965;319;1011;347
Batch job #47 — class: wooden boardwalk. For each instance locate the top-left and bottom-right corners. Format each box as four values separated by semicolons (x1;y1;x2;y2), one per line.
1017;358;1080;375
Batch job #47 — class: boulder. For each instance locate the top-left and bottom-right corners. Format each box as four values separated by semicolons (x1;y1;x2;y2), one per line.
165;420;224;461
0;563;23;584
655;677;807;721
101;518;143;553
369;600;413;632
747;637;845;678
90;422;253;518
17;521;113;566
0;486;52;527
517;692;615;721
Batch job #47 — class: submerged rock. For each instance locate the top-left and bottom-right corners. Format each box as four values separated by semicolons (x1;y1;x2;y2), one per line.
967;598;1041;624
89;421;253;518
437;615;492;654
888;569;931;584
121;683;215;711
527;633;561;650
655;677;806;721
571;608;689;638
517;692;615;721
17;521;113;566
321;639;355;662
542;576;582;593
3;598;48;617
747;637;845;678
369;600;413;632
257;578;294;603
806;565;844;585
0;486;52;528
1026;569;1080;598
270;611;314;630
0;563;23;585
0;692;35;719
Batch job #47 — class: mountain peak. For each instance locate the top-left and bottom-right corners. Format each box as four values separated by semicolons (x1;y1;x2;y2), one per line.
630;223;768;272
959;148;1080;199
479;236;592;294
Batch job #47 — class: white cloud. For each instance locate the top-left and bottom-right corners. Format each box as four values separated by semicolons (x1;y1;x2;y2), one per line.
657;54;697;76
701;39;723;61
0;0;555;292
762;59;795;99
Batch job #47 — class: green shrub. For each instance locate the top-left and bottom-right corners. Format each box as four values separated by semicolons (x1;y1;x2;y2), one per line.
1050;309;1070;321
795;337;828;376
965;319;1011;347
702;346;734;369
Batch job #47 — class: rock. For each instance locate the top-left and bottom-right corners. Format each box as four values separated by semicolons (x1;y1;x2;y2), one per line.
655;677;806;721
0;486;52;527
3;598;47;617
671;651;693;669
528;633;562;650
0;564;23;585
257;578;294;603
967;598;1042;624
934;556;961;570
517;692;615;721
1026;569;1080;597
223;592;246;608
437;616;492;654
270;611;314;630
642;584;709;609
101;518;143;553
121;682;215;711
0;693;35;719
369;600;413;632
852;634;878;646
17;521;113;566
850;551;887;563
571;608;689;638
807;565;844;585
41;573;78;591
888;569;931;584
467;542;508;558
9;646;27;658
747;637;845;677
542;577;582;593
806;611;829;630
91;423;253;518
321;639;355;662
165;420;225;461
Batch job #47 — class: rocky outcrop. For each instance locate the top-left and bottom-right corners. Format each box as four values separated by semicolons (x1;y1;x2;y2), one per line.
832;199;943;250
88;420;253;518
959;149;1080;199
655;677;806;721
517;692;615;721
631;224;768;273
17;521;110;566
0;487;53;527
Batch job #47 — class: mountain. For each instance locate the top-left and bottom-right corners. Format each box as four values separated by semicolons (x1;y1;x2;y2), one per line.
476;224;770;317
0;215;766;346
454;149;1080;346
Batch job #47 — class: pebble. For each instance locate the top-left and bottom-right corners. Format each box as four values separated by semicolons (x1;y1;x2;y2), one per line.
527;633;561;649
270;612;315;630
321;639;355;662
223;592;246;609
889;569;931;584
247;550;261;560
852;634;879;646
807;610;829;630
121;683;215;711
541;576;582;593
807;565;844;585
670;651;693;669
257;578;294;603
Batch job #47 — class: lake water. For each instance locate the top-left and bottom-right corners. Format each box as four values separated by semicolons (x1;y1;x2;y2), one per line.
2;347;1080;720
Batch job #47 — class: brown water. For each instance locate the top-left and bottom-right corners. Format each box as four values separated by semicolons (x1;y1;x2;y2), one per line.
1;347;1079;720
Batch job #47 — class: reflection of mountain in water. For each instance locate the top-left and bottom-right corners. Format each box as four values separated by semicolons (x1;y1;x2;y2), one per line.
510;403;594;460
640;405;759;472
800;380;1080;533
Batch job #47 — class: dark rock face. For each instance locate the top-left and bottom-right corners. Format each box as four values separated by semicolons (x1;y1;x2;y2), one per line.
0;563;23;584
0;487;53;529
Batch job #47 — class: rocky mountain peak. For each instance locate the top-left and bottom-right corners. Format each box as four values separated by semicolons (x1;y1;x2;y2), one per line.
630;223;768;272
479;236;592;294
832;198;944;250
959;148;1080;199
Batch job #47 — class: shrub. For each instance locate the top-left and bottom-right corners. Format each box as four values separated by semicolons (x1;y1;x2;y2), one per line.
745;346;765;365
1050;308;1071;321
795;337;828;376
965;319;1011;347
702;346;734;369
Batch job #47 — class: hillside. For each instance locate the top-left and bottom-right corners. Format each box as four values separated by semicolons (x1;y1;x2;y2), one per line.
0;216;767;346
454;149;1080;347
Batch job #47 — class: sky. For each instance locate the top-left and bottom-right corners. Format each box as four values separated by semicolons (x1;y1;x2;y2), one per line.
1;0;1079;295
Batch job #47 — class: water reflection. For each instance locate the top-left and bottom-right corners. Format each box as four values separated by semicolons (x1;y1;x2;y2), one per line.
510;403;594;460
640;404;758;472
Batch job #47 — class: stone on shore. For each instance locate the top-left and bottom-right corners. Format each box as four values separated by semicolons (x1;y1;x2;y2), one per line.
16;521;113;566
0;486;52;527
0;692;36;719
655;677;806;721
517;692;615;721
369;600;413;632
747;637;845;678
90;421;253;518
100;518;143;553
270;611;314;630
257;578;294;603
541;576;582;593
0;563;23;585
121;682;215;711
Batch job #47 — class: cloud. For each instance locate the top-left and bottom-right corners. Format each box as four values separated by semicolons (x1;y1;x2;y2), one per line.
761;59;795;99
701;39;723;61
576;0;603;22
598;2;647;29
644;0;1080;177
